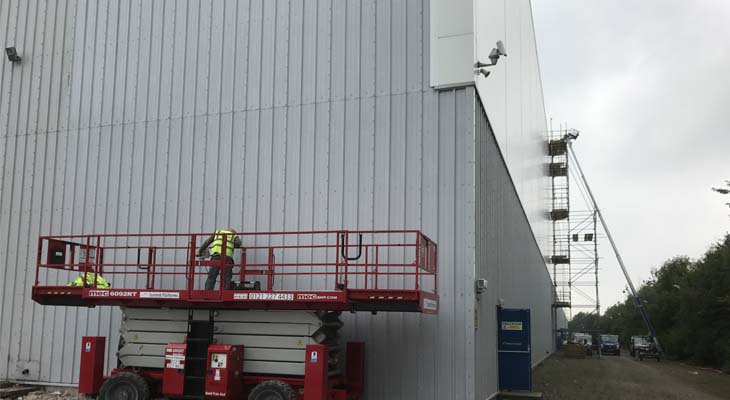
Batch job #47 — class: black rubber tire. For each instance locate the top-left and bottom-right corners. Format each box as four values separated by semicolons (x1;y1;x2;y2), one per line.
99;372;151;400
248;380;298;400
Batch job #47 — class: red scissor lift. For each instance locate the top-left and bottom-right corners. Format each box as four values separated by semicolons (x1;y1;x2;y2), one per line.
32;230;438;400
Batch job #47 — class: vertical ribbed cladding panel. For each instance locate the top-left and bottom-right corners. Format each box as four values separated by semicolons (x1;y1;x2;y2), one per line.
473;96;554;400
473;0;552;257
343;88;476;400
0;0;478;396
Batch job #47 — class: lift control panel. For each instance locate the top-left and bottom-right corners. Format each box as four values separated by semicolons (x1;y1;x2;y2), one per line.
205;345;244;399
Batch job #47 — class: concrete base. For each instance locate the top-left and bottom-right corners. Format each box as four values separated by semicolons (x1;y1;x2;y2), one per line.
498;390;543;399
0;386;39;399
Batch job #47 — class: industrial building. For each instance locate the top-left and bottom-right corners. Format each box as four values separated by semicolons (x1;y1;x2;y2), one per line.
0;0;565;399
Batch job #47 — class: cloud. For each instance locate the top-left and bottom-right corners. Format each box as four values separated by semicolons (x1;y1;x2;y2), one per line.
533;0;730;309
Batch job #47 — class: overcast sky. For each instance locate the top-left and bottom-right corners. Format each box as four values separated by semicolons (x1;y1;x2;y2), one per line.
532;0;730;311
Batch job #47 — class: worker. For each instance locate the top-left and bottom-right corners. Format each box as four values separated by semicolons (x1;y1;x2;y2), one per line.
68;272;110;288
198;229;242;290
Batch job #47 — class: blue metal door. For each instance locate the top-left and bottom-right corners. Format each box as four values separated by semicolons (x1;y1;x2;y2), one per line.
498;308;531;391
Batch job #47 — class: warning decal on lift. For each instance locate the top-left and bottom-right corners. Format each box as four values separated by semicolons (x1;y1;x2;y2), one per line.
422;298;438;311
87;290;137;298
140;291;180;299
233;292;295;301
296;293;340;301
165;348;185;369
250;292;294;301
501;321;523;331
211;353;227;369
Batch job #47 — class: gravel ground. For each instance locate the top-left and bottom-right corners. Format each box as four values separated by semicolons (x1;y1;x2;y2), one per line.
0;385;81;400
5;355;730;400
533;352;730;400
7;387;83;400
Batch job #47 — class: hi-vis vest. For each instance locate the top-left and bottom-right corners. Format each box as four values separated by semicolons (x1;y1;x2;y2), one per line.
68;273;110;288
210;229;238;257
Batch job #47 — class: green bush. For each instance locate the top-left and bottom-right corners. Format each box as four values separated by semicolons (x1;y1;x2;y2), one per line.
572;235;730;368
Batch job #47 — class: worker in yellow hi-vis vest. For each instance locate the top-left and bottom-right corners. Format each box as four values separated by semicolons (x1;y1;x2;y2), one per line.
68;272;110;288
197;229;242;290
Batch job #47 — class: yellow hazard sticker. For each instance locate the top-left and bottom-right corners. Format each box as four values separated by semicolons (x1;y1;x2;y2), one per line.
501;321;523;331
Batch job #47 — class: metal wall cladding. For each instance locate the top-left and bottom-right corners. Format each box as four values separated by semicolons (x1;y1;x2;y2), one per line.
0;1;552;399
474;98;554;400
474;0;553;257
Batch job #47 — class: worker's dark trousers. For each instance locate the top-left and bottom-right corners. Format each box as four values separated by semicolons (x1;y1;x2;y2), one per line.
205;255;234;290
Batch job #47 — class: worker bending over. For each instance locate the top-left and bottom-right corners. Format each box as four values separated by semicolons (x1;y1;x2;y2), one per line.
198;229;241;290
68;272;110;288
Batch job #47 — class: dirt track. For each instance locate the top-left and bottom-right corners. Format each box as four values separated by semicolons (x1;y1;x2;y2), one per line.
533;352;730;400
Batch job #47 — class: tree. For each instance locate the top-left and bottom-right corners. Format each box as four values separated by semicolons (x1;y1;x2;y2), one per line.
578;235;730;370
712;180;730;213
568;312;599;332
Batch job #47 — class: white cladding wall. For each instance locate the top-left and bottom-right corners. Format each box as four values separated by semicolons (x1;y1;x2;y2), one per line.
429;0;473;87
0;0;554;398
473;0;551;255
431;0;552;255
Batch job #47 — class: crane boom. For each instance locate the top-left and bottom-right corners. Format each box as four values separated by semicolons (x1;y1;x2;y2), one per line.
567;140;662;353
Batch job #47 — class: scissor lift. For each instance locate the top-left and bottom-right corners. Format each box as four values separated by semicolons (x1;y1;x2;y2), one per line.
32;230;438;400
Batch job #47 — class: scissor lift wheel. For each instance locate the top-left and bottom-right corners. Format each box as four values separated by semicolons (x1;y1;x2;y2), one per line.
99;372;151;400
248;380;298;400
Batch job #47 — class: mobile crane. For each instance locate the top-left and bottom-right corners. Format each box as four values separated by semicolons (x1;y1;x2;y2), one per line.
32;230;438;400
567;139;662;354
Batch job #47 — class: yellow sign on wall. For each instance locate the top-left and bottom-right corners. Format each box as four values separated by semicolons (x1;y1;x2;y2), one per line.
501;321;523;331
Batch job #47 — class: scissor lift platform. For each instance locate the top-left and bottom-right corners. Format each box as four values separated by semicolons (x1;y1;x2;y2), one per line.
32;230;438;314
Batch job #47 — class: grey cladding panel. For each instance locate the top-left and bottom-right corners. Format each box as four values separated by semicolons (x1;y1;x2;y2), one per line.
0;0;550;399
473;97;554;400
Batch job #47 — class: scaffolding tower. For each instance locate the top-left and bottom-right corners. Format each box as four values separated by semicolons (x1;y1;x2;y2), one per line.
569;210;600;317
548;132;571;309
548;128;600;321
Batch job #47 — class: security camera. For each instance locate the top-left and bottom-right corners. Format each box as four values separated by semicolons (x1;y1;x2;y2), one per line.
5;47;21;63
475;40;508;70
474;40;507;77
475;279;488;294
488;41;507;66
475;68;490;78
488;48;500;65
496;40;507;56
